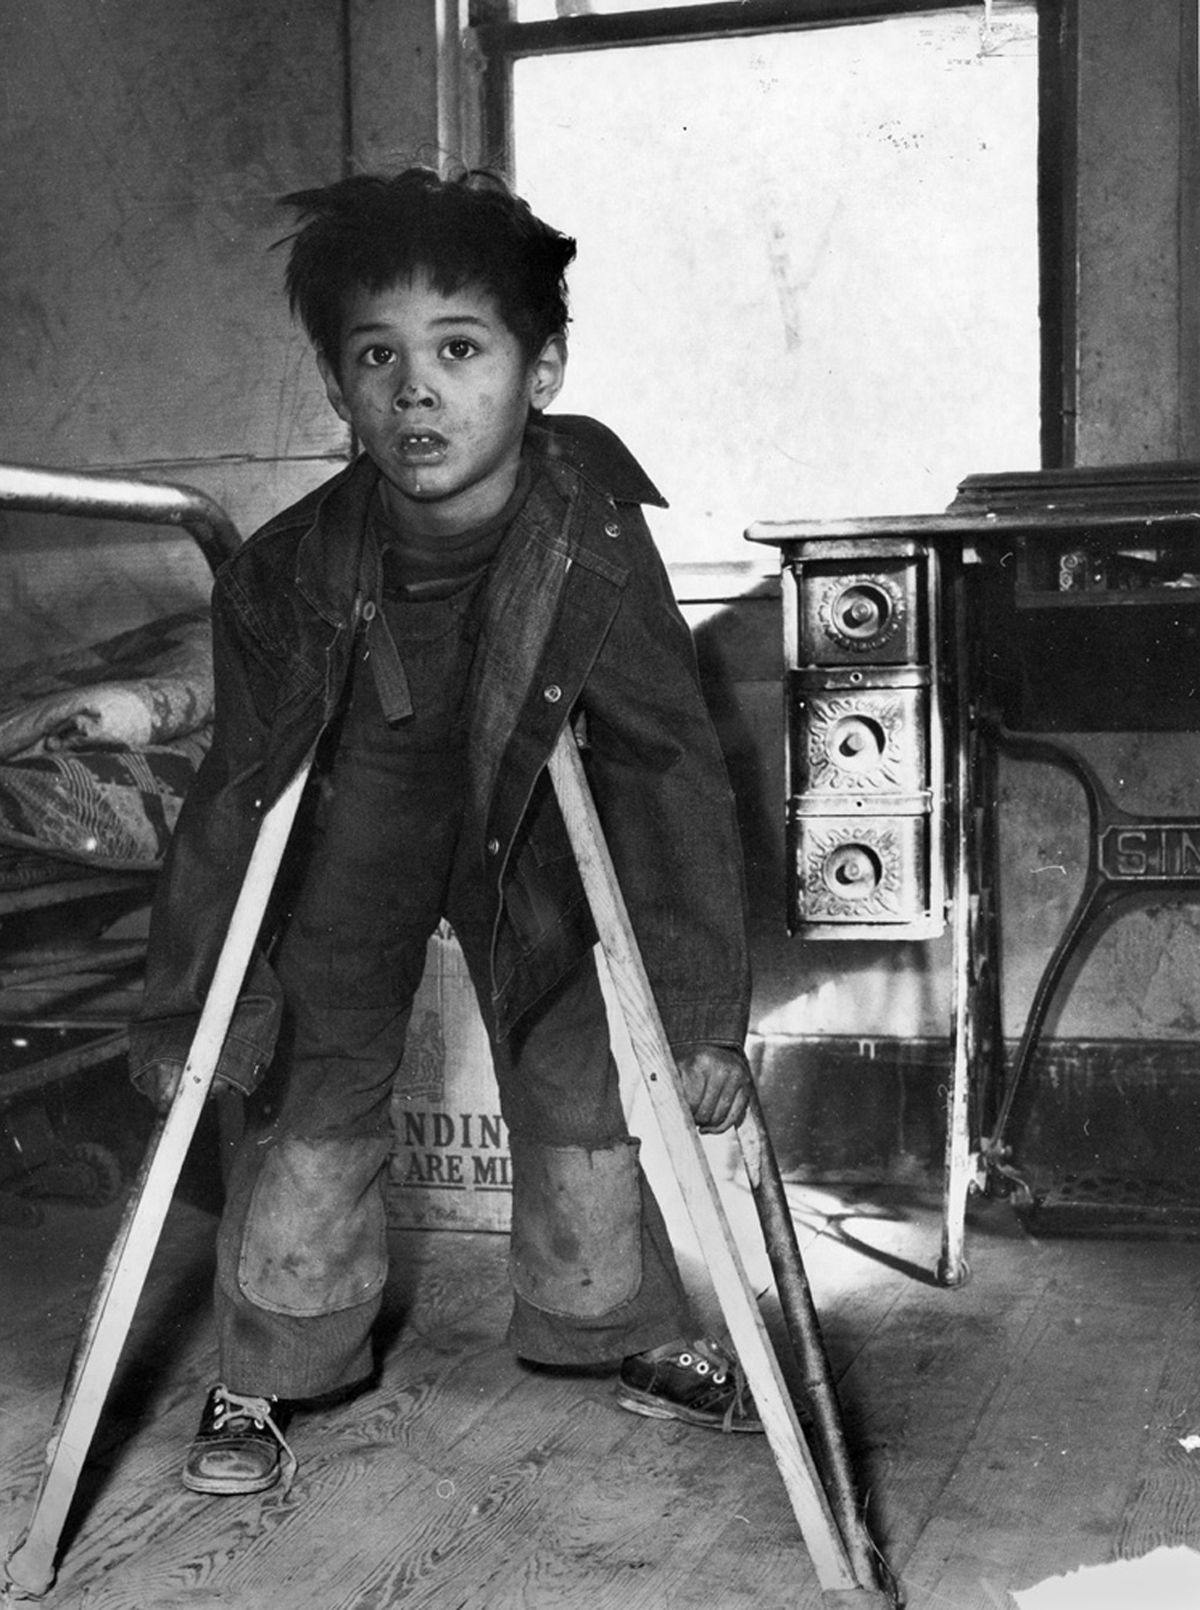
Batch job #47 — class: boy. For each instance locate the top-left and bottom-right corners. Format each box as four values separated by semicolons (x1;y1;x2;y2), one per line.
130;167;759;1497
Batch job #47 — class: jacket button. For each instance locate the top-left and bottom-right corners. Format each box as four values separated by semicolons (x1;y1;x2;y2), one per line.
487;837;500;856
362;600;377;622
604;521;620;539
543;684;563;703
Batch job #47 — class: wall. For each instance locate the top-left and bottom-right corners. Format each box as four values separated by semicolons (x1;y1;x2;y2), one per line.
1074;0;1194;463
3;1;1198;1193
0;0;450;663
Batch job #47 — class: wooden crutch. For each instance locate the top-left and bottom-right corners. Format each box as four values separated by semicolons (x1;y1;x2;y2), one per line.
547;729;899;1607
4;760;313;1602
736;1089;899;1604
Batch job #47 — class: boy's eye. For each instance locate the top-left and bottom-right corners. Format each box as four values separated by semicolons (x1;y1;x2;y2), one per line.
362;345;395;367
441;337;478;361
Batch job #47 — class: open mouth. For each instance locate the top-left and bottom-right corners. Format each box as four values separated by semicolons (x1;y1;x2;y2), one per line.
395;432;448;463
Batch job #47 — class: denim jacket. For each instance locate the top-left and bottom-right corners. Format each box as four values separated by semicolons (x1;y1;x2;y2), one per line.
129;414;751;1096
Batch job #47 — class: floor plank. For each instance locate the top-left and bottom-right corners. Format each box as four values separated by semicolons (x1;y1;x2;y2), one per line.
1113;1290;1200;1561
6;1182;1200;1608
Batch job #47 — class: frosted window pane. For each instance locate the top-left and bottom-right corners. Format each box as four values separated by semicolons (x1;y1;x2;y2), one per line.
513;10;1040;572
514;0;1037;18
516;0;714;16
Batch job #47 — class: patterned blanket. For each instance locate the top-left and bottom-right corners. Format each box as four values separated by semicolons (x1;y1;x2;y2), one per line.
0;609;213;869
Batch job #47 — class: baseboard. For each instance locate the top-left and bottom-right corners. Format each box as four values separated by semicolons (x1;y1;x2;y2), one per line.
751;1033;1200;1195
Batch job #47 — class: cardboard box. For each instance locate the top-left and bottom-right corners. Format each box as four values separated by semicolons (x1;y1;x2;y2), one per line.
387;923;510;1233
387;930;773;1318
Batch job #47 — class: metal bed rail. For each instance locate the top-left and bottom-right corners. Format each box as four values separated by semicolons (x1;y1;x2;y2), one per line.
0;462;241;1221
0;461;241;572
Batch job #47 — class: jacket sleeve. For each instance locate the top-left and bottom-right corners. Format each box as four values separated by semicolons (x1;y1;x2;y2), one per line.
579;506;752;1051
127;575;289;1098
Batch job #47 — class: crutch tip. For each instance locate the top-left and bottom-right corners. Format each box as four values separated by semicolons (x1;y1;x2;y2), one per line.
3;1544;56;1603
819;1588;904;1607
934;1252;971;1288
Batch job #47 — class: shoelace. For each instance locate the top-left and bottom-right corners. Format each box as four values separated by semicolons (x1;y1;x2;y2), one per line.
212;1385;298;1497
683;1339;755;1434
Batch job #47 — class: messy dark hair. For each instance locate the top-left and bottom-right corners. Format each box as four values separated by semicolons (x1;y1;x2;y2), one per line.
279;167;577;374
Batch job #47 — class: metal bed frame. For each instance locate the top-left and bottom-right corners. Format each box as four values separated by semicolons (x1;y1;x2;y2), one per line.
0;462;239;1220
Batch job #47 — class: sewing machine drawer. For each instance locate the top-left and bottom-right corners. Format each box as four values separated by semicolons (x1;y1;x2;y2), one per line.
790;813;933;934
788;679;930;802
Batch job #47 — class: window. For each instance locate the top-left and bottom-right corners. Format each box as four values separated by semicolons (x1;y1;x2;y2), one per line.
475;3;1045;577
514;0;711;15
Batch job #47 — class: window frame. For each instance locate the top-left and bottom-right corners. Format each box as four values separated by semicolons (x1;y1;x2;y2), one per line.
465;0;1074;470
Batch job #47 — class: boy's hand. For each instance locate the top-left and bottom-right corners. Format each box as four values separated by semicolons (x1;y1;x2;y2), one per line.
135;1059;235;1115
675;1044;752;1134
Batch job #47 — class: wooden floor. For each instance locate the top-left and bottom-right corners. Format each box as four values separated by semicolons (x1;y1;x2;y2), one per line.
4;1161;1200;1610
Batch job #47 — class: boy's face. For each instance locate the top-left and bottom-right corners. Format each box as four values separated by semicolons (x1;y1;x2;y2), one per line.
318;273;564;539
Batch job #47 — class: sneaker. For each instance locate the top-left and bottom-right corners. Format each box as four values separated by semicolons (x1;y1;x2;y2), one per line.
182;1384;297;1496
616;1337;763;1433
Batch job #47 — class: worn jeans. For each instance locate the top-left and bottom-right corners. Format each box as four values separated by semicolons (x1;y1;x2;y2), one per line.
213;592;690;1399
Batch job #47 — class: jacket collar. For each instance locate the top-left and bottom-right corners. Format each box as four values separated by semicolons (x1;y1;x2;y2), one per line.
526;413;668;509
263;411;665;624
248;455;379;628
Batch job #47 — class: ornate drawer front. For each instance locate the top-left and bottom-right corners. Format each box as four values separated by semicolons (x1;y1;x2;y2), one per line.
795;557;925;666
790;683;929;801
791;814;933;934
